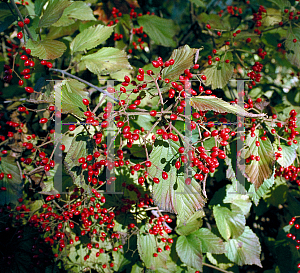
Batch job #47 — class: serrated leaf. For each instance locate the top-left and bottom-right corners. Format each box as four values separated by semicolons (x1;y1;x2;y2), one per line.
248;167;275;206
223;184;252;215
39;0;71;28
191;96;265;117
148;140;206;223
162;45;199;80
47;21;80;40
81;47;132;75
54;79;88;117
203;61;233;89
137;225;169;270
70;24;114;53
276;143;297;168
261;8;282;27
195;228;225;254
243;130;275;190
176;234;203;270
26;39;66;60
53;1;96;27
213;205;246;241
197;13;231;30
137;15;177;47
0;155;23;205
225;226;262;267
206;253;235;270
176;210;204;236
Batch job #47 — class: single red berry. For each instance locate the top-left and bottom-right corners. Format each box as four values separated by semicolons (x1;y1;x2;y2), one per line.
82;98;89;106
24;18;30;24
246;37;251;43
150;110;157;117
206;24;211;29
18;21;24;27
201;75;207;80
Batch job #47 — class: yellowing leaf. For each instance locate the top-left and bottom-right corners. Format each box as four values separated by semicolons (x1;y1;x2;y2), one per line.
26;39;66;60
70;24;114;53
243;130;275;190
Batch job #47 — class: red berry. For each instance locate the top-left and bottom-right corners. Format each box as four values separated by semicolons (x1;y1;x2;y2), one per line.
24;18;30;24
246;37;251;43
18;21;24;27
201;75;207;80
206;24;211;29
82;98;89;106
150;110;157;117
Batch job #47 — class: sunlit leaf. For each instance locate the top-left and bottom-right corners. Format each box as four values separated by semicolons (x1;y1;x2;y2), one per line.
213;205;246;240
70;24;114;53
225;226;262;267
26;39;66;60
81;47;132;75
276;143;297;168
243;130;275;190
191;96;265;117
148;139;206;222
176;210;204;236
195;228;225;254
176;233;203;270
162;45;200;80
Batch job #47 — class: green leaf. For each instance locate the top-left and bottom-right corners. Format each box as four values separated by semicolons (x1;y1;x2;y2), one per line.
176;210;204;236
70;24;114;53
286;28;300;69
34;0;48;17
39;0;71;28
197;13;231;30
263;177;288;207
243;130;275;190
191;96;265;117
131;264;144;273
54;79;88;117
148;140;206;222
223;184;252;215
137;225;169;270
0;3;27;32
261;8;282;27
224;226;262;267
81;47;132;75
162;45;199;80
202;61;233;90
47;21;80;40
195;228;225;254
213;205;246;241
26;39;66;60
206;253;235;271
0;154;23;205
137;15;177;47
53;1;96;27
276;143;297;167
267;0;291;11
64;134;90;190
176;233;203;270
189;0;206;7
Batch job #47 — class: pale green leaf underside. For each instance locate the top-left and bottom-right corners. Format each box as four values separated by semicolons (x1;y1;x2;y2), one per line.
213;205;246;241
191;96;265;117
162;45;199;80
70;24;114;53
276;143;297;168
137;225;169;270
149;140;206;222
137;15;177;47
39;0;71;28
176;234;203;270
225;226;262;267
81;47;132;75
26;39;66;60
195;228;225;254
176;210;204;236
243;130;275;190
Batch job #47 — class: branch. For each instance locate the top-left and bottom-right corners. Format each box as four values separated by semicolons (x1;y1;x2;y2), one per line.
10;0;34;40
49;68;119;103
203;262;233;273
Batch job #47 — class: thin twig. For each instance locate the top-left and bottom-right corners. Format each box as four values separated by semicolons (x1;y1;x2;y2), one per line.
203;262;233;273
10;0;34;40
49;68;119;102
